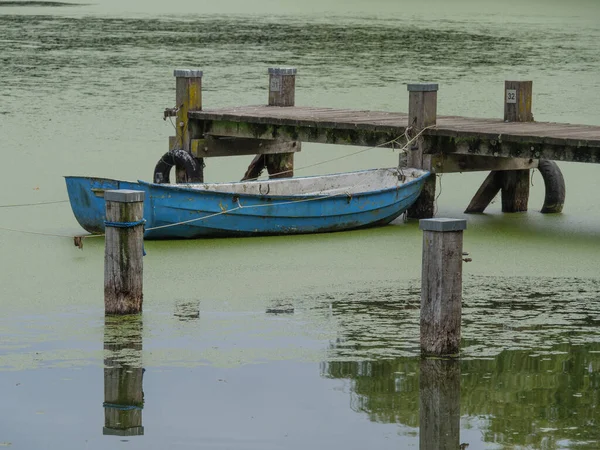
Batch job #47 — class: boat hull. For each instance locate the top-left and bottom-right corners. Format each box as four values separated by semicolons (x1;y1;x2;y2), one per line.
65;169;429;239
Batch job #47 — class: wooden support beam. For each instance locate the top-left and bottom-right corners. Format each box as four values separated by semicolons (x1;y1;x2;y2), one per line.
464;169;532;214
204;119;401;147
420;359;460;450
463;169;530;214
464;171;502;213
104;190;144;315
173;69;204;182
501;169;530;212
425;135;600;164
419;218;466;356
265;68;297;178
179;136;301;158
407;83;438;219
431;154;538;173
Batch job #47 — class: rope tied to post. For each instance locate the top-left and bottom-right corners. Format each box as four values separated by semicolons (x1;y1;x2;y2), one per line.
103;219;147;256
102;402;143;411
104;219;146;229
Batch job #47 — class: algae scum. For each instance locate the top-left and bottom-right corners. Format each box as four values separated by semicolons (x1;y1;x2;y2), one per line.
1;0;600;448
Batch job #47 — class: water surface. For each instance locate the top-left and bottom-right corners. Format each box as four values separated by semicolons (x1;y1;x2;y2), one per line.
1;0;600;448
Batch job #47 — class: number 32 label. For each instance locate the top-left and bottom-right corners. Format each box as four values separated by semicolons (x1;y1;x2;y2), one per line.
270;76;282;93
506;89;517;104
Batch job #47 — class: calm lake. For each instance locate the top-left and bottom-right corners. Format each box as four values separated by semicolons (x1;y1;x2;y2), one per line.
1;0;599;448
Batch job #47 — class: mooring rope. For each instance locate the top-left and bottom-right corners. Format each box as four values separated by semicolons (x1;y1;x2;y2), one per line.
104;219;147;255
102;402;143;411
0;199;69;208
104;219;146;228
0;226;75;238
241;126;434;181
144;189;351;231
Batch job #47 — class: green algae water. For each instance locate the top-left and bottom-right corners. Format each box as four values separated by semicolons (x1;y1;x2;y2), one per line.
1;0;600;448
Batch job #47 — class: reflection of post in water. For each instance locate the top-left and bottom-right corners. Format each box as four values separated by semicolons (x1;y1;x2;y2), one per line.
419;358;461;450
174;300;200;321
103;315;144;436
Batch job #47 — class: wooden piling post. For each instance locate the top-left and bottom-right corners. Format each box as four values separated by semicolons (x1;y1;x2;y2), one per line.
268;67;296;107
104;190;144;315
420;358;460;450
407;83;438;219
504;80;533;122
500;80;533;212
419;218;466;356
265;67;296;178
241;68;297;180
173;69;204;183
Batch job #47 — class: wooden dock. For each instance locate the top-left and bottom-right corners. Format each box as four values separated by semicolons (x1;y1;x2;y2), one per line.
161;69;600;218
189;106;600;165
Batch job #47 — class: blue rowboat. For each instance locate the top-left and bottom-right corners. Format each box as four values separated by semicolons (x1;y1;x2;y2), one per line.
65;168;430;239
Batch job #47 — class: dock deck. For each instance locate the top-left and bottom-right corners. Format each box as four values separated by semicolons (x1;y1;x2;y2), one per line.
190;105;600;164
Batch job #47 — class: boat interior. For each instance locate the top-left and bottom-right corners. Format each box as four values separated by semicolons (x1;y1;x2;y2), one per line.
177;168;428;197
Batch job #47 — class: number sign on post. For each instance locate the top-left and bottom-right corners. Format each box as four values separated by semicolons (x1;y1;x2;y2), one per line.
506;89;517;104
270;75;282;93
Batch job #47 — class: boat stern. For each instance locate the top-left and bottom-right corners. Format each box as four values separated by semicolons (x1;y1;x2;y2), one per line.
65;177;150;234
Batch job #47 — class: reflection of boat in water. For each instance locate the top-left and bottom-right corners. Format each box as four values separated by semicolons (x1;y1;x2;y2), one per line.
65;168;430;239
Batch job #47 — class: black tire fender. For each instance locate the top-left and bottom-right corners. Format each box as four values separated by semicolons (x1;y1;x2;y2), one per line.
153;150;204;184
538;159;565;213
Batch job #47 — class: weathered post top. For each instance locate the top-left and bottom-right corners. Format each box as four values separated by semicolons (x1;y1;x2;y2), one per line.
104;190;145;203
419;218;467;232
407;83;439;129
407;83;439;92
268;67;297;76
268;67;296;107
173;69;203;78
420;217;466;357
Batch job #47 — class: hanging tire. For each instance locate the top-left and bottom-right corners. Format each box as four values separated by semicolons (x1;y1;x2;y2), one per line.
538;159;565;213
153;150;204;184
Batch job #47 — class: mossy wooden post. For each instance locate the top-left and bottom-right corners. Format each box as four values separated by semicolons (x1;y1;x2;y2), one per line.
504;80;533;122
420;358;461;450
174;69;204;183
501;80;532;212
103;316;144;436
407;83;438;219
419;218;466;356
104;190;144;315
266;67;296;178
